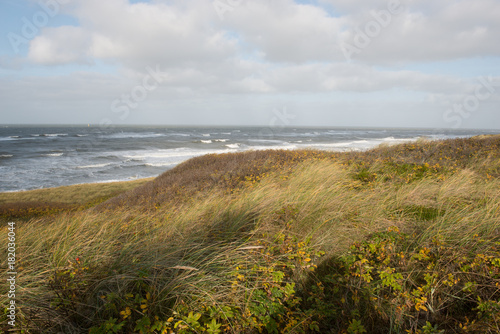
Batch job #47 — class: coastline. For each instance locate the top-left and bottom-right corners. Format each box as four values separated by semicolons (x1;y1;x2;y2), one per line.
2;133;498;217
1;135;500;332
3;126;498;193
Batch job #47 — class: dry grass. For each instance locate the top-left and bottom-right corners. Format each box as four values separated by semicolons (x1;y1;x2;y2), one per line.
0;178;153;221
0;178;154;205
101;134;500;212
1;135;500;333
101;149;336;210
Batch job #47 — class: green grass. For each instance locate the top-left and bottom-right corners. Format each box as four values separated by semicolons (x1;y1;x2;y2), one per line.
1;135;500;333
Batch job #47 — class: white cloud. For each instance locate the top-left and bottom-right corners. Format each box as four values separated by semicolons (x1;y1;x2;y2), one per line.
2;0;499;128
25;0;500;68
27;0;237;69
28;26;92;65
76;0;237;68
220;0;345;63
326;0;500;63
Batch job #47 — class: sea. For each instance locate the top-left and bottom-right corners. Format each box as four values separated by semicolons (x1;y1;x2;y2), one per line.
0;125;498;193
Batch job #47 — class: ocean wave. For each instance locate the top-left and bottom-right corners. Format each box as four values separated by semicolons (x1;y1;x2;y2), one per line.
202;134;211;137
123;147;233;161
225;143;240;149
248;139;286;144
327;130;358;135
0;136;35;141
247;144;298;151
274;132;321;138
302;137;417;151
214;139;229;142
103;132;165;139
144;162;179;167
42;153;64;157
201;140;212;144
42;133;68;137
0;154;13;158
76;134;88;137
124;148;190;160
76;163;112;169
4;136;37;141
125;158;146;162
380;136;415;142
305;140;371;149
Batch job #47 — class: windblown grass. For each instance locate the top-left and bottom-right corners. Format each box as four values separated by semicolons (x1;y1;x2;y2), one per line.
1;135;499;333
0;178;153;222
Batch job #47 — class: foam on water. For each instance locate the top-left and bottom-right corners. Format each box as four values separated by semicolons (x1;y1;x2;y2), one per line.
0;126;496;192
42;133;68;137
42;153;64;157
102;132;166;139
77;163;113;169
144;162;181;167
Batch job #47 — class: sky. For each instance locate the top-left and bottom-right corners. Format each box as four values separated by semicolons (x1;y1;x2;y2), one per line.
0;0;499;129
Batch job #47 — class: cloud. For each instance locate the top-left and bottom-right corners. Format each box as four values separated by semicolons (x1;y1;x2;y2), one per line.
324;0;500;63
25;0;500;68
66;0;236;68
28;26;92;65
24;0;493;91
219;0;345;63
0;55;25;70
2;0;499;128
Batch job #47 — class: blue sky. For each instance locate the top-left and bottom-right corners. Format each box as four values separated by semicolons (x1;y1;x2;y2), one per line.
0;0;499;129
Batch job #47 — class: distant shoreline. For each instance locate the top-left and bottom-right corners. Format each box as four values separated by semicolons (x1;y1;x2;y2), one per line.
3;135;500;332
2;126;498;193
2;133;499;195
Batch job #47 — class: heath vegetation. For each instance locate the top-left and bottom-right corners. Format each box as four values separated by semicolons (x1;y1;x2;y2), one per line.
1;135;499;333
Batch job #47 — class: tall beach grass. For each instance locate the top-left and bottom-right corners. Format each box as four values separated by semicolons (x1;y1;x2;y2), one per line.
1;135;500;333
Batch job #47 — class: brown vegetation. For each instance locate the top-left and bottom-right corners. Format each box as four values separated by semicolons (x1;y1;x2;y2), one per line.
1;134;499;333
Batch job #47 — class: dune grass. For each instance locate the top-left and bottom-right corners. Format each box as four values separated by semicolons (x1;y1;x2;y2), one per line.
0;178;153;222
1;135;500;333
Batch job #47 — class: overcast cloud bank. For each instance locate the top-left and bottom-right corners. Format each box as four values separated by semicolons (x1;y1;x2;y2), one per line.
0;0;499;128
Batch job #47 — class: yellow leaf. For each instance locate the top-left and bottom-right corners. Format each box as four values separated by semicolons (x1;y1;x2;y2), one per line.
415;304;428;312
